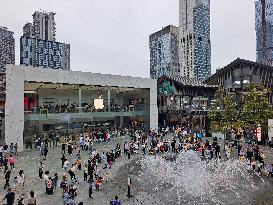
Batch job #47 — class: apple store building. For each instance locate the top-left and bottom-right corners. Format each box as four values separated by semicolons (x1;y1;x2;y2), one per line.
4;65;158;150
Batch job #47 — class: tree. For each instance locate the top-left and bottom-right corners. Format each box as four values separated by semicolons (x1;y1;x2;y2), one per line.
241;83;273;134
209;87;239;134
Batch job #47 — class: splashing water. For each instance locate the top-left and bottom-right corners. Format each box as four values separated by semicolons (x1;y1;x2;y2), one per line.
139;150;260;205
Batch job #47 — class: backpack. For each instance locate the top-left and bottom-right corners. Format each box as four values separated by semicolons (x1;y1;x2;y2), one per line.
111;200;121;205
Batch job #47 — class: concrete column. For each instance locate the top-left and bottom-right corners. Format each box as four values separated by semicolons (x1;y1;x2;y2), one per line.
120;94;124;127
107;88;111;112
120;116;124;128
5;66;24;151
150;82;158;131
79;87;82;112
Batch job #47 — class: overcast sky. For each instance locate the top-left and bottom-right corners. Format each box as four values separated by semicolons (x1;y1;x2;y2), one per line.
0;0;256;77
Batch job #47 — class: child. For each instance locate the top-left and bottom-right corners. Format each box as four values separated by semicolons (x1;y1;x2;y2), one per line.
9;155;15;169
13;176;18;191
104;172;109;182
76;158;81;170
10;143;14;154
95;177;103;190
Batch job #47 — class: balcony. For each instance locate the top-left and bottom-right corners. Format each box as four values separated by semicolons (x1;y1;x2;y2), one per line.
24;111;146;121
24;104;146;121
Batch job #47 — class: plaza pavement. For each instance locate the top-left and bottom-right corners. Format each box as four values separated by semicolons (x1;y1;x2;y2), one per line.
0;136;139;205
0;134;272;205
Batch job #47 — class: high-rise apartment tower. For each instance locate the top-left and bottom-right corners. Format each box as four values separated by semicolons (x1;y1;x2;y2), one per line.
21;11;70;70
179;0;211;81
255;0;273;65
150;25;181;79
23;11;56;41
0;27;15;72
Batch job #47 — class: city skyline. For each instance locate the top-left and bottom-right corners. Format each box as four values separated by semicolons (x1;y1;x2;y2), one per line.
0;0;255;77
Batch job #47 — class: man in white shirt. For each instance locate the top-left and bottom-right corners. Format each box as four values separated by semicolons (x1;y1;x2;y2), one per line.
63;159;69;172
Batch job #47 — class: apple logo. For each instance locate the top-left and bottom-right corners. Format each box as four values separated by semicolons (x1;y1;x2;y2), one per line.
94;96;104;110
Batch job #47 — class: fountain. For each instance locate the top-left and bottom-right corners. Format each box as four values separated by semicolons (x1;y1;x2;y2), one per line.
138;150;263;205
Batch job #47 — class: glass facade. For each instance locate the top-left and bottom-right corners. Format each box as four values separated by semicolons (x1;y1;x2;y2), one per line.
255;0;273;65
179;0;211;81
20;36;70;70
150;25;180;79
193;0;211;80
23;82;151;136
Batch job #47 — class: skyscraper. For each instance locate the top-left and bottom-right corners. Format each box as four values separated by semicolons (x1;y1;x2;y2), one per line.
20;36;70;70
150;25;181;79
255;0;273;65
23;11;56;41
20;11;70;70
0;26;15;71
179;0;211;81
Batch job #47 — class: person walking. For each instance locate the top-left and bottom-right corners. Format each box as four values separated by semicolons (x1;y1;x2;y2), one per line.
14;143;18;156
1;187;15;205
38;162;44;180
83;164;88;181
9;155;15;169
4;167;11;189
9;143;14;154
63;189;70;205
63;158;69;172
12;176;18;192
43;147;48;160
17;170;25;198
61;143;66;155
80;135;84;150
26;191;37;205
0;144;3;165
69;164;77;181
68;143;73;156
76;158;81;170
88;181;93;199
44;171;49;194
53;173;58;191
127;176;132;197
3;155;9;172
61;154;66;168
46;177;53;196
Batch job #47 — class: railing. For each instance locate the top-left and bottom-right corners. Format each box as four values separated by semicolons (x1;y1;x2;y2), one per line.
24;104;144;115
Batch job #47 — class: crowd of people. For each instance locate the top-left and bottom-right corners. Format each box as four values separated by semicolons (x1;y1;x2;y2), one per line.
0;125;272;205
25;103;138;114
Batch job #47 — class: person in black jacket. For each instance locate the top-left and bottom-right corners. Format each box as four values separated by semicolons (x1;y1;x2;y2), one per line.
88;181;93;199
1;187;15;205
4;167;11;189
